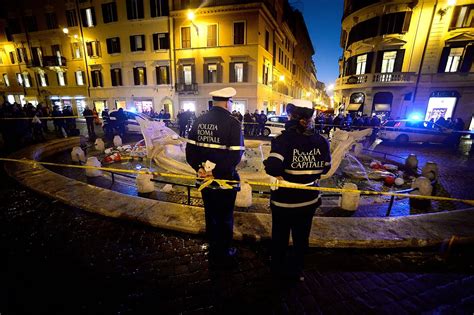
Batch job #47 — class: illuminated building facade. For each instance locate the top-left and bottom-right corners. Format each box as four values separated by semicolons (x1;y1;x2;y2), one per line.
335;0;474;127
0;0;322;117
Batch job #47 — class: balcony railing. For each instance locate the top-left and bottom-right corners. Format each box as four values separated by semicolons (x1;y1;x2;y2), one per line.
175;83;198;94
29;56;67;69
337;72;416;87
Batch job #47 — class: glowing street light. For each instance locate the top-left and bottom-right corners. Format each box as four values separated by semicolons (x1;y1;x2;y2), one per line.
187;10;195;21
62;27;69;34
279;75;285;82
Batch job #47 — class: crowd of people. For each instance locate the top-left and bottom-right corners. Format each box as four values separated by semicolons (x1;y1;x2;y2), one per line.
0;101;54;151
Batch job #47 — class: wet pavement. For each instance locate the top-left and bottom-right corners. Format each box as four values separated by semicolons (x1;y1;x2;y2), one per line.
1;125;474;314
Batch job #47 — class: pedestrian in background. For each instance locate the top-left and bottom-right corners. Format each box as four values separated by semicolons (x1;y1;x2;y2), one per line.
264;99;331;283
83;106;96;140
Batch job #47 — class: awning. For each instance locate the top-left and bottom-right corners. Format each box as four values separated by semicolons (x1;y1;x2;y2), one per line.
374;104;391;112
347;103;362;111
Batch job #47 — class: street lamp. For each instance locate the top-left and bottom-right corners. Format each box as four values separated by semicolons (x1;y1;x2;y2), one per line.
62;27;69;34
187;10;199;35
438;0;456;19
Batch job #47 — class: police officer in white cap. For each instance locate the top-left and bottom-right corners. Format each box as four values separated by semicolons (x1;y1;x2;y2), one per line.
264;99;331;282
186;87;244;265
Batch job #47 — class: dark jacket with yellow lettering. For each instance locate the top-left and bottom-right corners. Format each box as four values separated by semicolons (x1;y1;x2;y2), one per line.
264;120;331;208
186;106;244;180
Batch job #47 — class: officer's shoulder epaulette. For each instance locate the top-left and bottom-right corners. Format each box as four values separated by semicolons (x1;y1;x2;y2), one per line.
228;114;241;124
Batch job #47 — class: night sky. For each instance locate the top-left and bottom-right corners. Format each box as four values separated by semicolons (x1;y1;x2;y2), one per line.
296;0;344;88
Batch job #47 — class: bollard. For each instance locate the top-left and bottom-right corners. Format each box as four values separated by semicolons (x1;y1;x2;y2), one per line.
113;135;122;147
410;176;432;209
71;146;86;163
136;168;155;194
405;154;418;170
235;183;253;208
340;183;360;211
421;161;438;182
85;157;102;177
94;138;105;152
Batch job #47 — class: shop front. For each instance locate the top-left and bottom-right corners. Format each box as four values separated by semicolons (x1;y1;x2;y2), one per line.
372;92;393;120
346;92;365;114
424;91;459;122
132;98;153;114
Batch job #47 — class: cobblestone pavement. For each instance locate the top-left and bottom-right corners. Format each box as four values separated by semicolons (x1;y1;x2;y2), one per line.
1;165;474;314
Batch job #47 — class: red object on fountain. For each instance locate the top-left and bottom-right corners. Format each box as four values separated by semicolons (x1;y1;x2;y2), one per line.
384;176;395;186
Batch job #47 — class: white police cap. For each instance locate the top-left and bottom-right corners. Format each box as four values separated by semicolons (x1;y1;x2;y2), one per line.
290;99;313;109
209;87;237;100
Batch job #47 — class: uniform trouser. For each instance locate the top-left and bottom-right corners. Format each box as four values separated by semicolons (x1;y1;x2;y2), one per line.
201;188;237;256
271;203;316;275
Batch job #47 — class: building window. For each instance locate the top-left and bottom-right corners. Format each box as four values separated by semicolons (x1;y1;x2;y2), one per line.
66;9;78;27
230;62;247;83
16;48;28;63
16;73;23;86
264;30;270;51
156;66;170;84
234;21;245;45
111;68;123;86
3;74;10;87
80;7;96;27
91;70;103;87
32;47;43;67
181;27;191;48
75;71;85;85
450;5;474;29
381;51;397;73
24;16;38;32
152;33;170;50
102;2;118;23
445;47;464;72
150;0;169;17
22;73;31;88
38;73;48;87
45;13;58;29
130;35;146;52
356;54;367;75
57;72;67;86
205;63;218;83
9;52;15;64
126;0;144;20
71;42;82;59
262;61;269;85
183;65;192;85
106;37;121;54
86;41;101;57
207;24;217;47
133;67;147;85
51;45;63;66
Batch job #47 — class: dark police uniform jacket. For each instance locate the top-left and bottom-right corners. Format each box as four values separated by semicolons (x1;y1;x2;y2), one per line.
264;121;331;208
186;106;244;180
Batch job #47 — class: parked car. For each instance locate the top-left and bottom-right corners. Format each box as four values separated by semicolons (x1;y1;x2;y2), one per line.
103;110;153;135
378;119;454;144
263;115;288;137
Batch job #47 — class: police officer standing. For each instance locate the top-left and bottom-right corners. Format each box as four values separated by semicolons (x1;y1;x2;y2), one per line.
186;87;244;265
264;99;331;282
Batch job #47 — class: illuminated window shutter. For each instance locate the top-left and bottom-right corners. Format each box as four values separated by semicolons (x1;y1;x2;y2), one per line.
460;45;474;73
203;64;208;83
365;52;374;74
394;49;405;72
242;62;248;82
438;47;450;73
217;63;223;83
229;62;235;83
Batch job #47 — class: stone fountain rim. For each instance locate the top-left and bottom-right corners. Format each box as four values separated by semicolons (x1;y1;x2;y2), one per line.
4;137;474;249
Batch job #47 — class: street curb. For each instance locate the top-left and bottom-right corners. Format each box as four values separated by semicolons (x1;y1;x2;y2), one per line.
4;137;474;249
